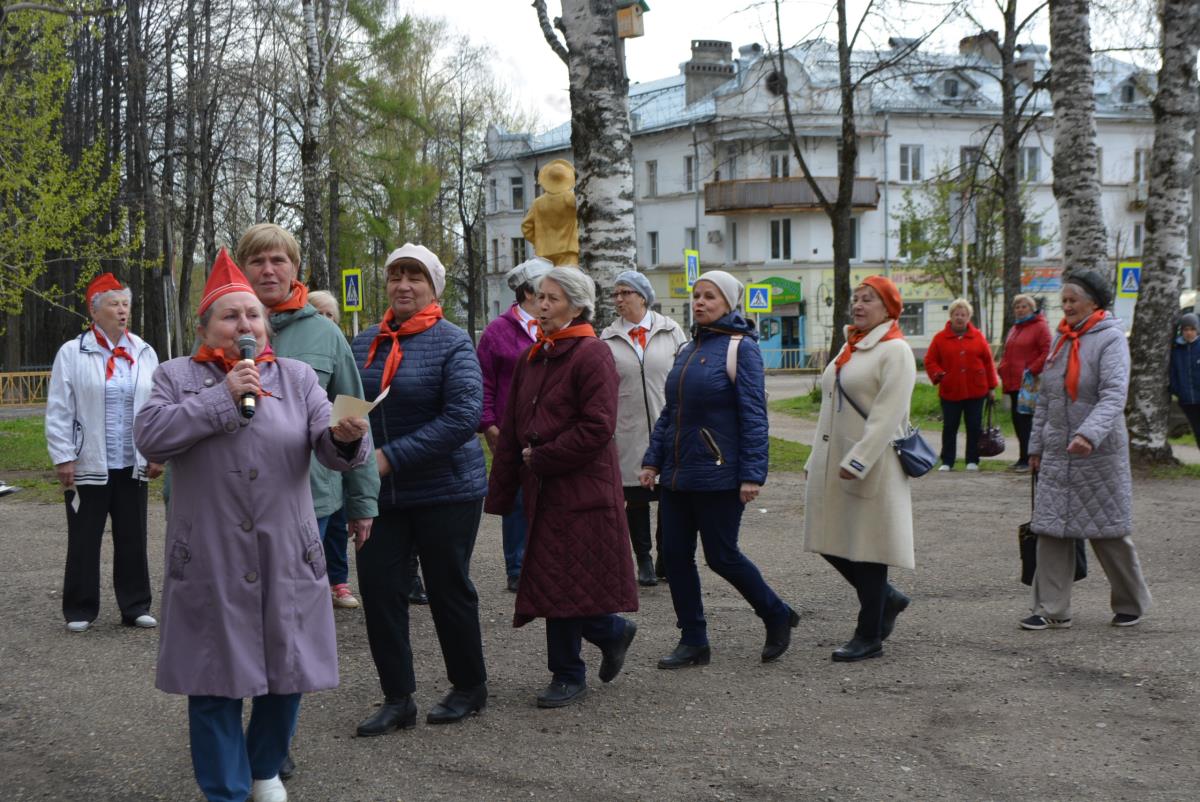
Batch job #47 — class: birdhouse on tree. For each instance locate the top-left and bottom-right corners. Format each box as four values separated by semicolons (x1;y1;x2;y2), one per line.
616;0;649;39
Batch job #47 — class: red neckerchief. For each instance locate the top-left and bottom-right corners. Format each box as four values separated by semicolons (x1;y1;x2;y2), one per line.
528;323;597;361
269;281;309;313
834;320;903;373
1050;309;1106;401
364;303;444;388
628;326;648;350
92;327;134;380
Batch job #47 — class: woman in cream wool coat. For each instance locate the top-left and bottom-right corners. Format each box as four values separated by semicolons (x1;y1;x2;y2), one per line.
804;276;915;663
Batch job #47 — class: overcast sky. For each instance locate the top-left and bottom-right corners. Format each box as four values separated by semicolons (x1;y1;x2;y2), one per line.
398;1;1145;131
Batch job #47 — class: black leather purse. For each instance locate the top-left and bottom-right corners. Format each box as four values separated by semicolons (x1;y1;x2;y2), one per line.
835;372;937;478
978;396;1006;457
1019;475;1087;585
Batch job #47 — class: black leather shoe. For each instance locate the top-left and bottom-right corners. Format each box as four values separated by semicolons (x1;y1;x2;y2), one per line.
536;680;587;708
598;620;637;683
654;557;667;581
506;575;519;593
832;635;883;663
356;696;417;736
657;642;711;669
636;556;658;587
408;575;428;605
426;685;487;724
761;608;801;663
881;590;911;641
278;753;295;781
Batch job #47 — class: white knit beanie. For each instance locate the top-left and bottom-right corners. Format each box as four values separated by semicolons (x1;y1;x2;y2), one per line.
695;270;743;313
385;243;446;298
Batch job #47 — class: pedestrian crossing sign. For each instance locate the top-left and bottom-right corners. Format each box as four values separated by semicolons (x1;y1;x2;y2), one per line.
746;283;773;313
342;269;363;312
684;249;700;289
1117;263;1141;299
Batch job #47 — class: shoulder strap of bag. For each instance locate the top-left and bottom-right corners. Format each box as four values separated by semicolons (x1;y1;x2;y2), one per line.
726;334;743;383
834;369;869;420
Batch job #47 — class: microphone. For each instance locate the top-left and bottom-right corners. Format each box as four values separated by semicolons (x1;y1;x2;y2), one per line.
236;334;258;419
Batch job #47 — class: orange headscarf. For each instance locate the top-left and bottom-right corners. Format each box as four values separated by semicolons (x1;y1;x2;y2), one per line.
528;322;597;361
269;280;310;313
198;250;256;316
1049;308;1107;400
85;272;124;309
364;303;445;389
834;276;905;373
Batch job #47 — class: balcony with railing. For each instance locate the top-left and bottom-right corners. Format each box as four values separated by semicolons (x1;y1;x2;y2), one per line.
704;177;879;215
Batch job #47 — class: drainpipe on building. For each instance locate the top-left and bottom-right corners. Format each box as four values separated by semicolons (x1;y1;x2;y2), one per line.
882;112;890;278
690;123;701;331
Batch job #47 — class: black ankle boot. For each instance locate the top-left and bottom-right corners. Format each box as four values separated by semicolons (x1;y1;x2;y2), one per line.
881;590;910;641
831;635;883;663
356;696;417;736
761;608;801;663
636;555;658;587
426;685;487;724
657;642;711;669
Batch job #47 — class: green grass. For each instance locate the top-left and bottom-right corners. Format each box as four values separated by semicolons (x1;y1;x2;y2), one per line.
768;436;811;473
0;417;51;470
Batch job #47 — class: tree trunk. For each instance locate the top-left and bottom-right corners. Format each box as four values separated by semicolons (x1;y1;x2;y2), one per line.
1048;0;1107;277
999;5;1024;340
555;0;636;326
301;0;328;289
1127;0;1200;465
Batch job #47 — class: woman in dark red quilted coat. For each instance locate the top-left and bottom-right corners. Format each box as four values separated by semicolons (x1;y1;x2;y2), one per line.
486;266;639;710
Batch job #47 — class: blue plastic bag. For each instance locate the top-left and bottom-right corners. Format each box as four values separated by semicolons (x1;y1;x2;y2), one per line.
1017;369;1039;415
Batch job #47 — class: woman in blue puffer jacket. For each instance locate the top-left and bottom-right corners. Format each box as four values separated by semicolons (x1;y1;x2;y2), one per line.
640;271;798;670
1169;312;1200;448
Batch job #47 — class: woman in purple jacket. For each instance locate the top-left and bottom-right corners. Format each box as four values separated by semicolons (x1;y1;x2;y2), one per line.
476;256;552;592
134;253;370;802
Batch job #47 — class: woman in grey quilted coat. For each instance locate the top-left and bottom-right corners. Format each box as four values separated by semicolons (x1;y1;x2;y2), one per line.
1021;271;1151;631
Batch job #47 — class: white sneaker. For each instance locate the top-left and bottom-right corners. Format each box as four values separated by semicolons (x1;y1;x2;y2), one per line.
965;463;979;472
132;614;157;628
937;464;952;472
66;621;91;633
0;482;18;497
251;775;287;802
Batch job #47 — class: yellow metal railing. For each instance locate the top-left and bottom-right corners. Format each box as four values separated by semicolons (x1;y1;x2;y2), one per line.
0;371;51;405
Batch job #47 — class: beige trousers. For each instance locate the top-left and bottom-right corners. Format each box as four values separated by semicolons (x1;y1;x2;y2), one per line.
1032;535;1152;620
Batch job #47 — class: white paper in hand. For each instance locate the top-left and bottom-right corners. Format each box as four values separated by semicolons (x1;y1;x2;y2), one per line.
68;486;80;513
330;387;390;425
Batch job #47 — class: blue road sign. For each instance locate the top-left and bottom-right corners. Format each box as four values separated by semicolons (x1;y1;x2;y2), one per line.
1117;264;1141;299
342;269;363;312
745;283;773;313
684;249;700;289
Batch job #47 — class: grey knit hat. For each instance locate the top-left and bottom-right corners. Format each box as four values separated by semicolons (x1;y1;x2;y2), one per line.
615;270;655;306
1180;312;1199;331
1063;269;1112;310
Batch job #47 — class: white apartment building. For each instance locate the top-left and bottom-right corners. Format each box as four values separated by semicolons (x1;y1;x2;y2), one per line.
482;36;1191;362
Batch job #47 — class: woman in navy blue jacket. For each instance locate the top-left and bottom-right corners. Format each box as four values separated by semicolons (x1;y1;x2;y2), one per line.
640;271;798;669
1169;312;1200;447
351;244;489;737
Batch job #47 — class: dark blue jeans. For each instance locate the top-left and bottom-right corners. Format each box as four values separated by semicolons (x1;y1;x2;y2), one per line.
545;616;627;684
939;395;986;467
659;488;790;647
188;692;300;802
502;489;526;580
319;507;350;586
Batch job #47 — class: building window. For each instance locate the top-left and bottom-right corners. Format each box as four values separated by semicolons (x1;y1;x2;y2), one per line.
944;78;960;98
899;145;922;182
1018;147;1040;183
898;302;925;336
685;227;698;251
1022;222;1041;259
492;300;500;318
769;141;790;178
488;179;497;212
899;220;924;258
510;176;525;210
1132;222;1144;256
645;160;658;197
491;239;499;272
1120;83;1135;104
770;218;791;260
511;238;527;268
726;147;738;181
960;147;982;182
1134;149;1150;184
648;231;659;265
730;222;738;261
684;155;695;191
848;217;859;260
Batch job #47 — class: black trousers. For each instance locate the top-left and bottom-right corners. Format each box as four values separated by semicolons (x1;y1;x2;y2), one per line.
1008;391;1034;464
1180;402;1200;449
62;467;152;623
939;396;986;467
622;486;661;560
822;555;890;640
359;499;487;699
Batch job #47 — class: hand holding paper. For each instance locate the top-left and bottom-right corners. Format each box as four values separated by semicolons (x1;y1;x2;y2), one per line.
330;387;389;425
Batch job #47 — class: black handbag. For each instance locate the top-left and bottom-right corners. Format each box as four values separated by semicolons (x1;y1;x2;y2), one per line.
1019;475;1087;586
978;396;1006;457
836;372;937;478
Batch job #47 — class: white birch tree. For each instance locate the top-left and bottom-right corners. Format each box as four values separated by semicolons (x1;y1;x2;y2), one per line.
1126;0;1200;464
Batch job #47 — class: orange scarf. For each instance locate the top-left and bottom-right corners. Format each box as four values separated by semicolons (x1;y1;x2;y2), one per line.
1050;309;1106;400
364;303;444;388
269;280;309;313
834;320;904;373
194;343;277;373
628;326;648;350
528;322;597;361
92;327;134;380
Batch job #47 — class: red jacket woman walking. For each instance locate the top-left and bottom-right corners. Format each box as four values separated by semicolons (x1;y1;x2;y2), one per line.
997;294;1051;470
924;299;999;470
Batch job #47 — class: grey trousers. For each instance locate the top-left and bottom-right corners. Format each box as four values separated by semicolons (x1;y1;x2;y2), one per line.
1032;535;1152;620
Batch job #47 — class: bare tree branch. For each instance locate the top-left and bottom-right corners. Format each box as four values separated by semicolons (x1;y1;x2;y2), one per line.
532;0;569;65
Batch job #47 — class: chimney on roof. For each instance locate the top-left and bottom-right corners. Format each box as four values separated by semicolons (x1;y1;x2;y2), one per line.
959;31;1001;64
685;40;735;105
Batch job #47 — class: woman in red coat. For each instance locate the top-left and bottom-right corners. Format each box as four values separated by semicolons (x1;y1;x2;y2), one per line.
924;298;999;471
486;266;639;709
997;294;1051;471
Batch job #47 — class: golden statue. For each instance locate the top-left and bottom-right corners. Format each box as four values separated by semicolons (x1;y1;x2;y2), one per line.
521;159;580;266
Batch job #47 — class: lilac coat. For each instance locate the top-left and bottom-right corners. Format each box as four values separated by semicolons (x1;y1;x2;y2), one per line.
476;304;537;432
133;357;370;698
